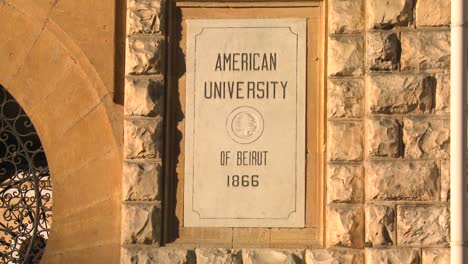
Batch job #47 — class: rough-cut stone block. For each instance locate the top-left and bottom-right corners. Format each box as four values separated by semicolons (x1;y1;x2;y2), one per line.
365;204;395;246
329;0;364;33
128;0;164;35
328;79;363;118
367;118;401;158
401;31;450;70
367;32;400;71
397;205;450;246
327;165;363;203
435;73;450;114
124;118;163;159
328;122;363;161
365;248;421;264
366;161;439;201
122;204;161;245
422;248;450;264
122;247;195;264
196;248;242;264
441;160;450;201
403;118;450;159
305;249;364;264
368;74;436;114
327;204;364;248
127;37;164;75
125;78;164;117
367;0;414;29
328;37;364;77
123;162;161;201
416;0;450;27
242;249;303;264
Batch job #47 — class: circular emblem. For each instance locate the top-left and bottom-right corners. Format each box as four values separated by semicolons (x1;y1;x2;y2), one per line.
226;106;264;144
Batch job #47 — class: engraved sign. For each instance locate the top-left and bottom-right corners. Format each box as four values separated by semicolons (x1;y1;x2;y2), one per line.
184;19;306;227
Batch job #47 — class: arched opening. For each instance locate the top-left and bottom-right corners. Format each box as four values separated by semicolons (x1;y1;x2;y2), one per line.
0;85;52;263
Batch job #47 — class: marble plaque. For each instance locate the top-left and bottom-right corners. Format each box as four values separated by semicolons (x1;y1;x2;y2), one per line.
184;19;306;227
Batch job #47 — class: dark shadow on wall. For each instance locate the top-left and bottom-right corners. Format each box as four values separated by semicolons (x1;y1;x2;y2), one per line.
114;0;127;105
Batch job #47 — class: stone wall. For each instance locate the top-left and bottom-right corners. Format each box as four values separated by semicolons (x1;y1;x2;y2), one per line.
122;0;451;263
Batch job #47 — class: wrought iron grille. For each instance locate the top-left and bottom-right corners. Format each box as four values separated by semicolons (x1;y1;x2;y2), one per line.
0;85;52;264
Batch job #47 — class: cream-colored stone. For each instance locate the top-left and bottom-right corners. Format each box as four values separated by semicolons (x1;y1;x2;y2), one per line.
195;248;242;264
401;31;450;70
416;0;450;27
365;248;420;264
128;0;164;35
327;205;364;248
121;204;161;245
422;248;450;264
125;77;164;117
366;161;439;201
329;0;364;33
328;37;364;76
366;32;400;71
397;205;450;246
365;204;395;246
126;37;164;75
305;249;364;264
242;249;303;264
403;118;450;159
122;247;195;264
328;122;363;161
367;0;414;29
435;73;450;114
367;118;401;158
327;165;363;203
124;118;163;159
328;79;363;118
123;162;161;201
367;74;436;114
441;160;450;201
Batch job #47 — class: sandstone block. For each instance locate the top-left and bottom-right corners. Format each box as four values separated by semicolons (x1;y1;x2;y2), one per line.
122;204;161;245
328;79;363;118
366;161;439;201
367;118;401;158
441;160;450;201
435;73;450;114
326;204;364;248
422;248;450;264
196;248;242;264
125;78;164;117
367;0;414;29
367;32;400;71
328;37;364;77
401;31;450;70
122;247;195;264
367;74;435;114
403;118;450;159
242;249;303;264
329;0;364;33
328;122;363;161
124;118;163;159
305;249;364;264
327;165;363;203
127;37;164;75
365;248;421;264
365;204;395;246
397;205;450;246
416;0;450;27
128;0;164;35
123;162;161;201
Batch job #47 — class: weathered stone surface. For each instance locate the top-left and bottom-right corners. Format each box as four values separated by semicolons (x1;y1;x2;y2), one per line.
441;160;450;201
367;74;436;114
329;0;364;33
365;248;421;264
327;165;363;203
328;122;363;161
403;118;450;159
327;205;364;248
397;205;450;246
328;79;363;118
366;32;400;71
422;248;450;264
242;249;303;264
365;204;395;246
416;0;451;27
127;37;164;75
121;204;161;245
123;162;161;201
366;161;439;201
124;118;163;159
367;0;414;29
305;249;364;264
196;248;242;264
367;118;401;158
435;73;450;114
328;37;364;77
125;78;164;117
122;247;195;264
128;0;164;35
401;31;450;70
